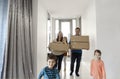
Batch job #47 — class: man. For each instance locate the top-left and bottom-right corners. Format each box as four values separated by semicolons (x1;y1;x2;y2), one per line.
70;27;82;77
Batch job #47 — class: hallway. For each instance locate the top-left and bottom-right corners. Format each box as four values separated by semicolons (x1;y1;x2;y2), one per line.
36;0;120;79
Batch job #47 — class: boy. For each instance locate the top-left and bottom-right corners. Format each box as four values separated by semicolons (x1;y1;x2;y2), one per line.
38;53;60;79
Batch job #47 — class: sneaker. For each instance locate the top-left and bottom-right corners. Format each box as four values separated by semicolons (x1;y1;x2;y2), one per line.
70;72;73;76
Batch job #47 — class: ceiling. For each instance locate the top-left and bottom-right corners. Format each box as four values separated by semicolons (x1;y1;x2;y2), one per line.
40;0;91;19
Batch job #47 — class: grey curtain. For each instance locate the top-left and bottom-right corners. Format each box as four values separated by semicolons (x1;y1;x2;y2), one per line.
1;0;35;79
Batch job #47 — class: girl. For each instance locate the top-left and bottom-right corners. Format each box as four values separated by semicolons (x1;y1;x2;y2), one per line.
90;49;106;79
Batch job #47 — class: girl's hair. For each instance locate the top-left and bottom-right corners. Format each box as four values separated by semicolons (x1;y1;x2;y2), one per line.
47;53;57;61
94;49;102;56
56;31;63;42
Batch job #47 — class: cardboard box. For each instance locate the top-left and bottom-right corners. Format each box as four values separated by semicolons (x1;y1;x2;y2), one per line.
49;42;69;52
70;36;89;50
71;42;89;49
71;36;89;42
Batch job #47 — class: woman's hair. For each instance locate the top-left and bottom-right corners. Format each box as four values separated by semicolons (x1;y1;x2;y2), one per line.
47;53;57;61
56;31;63;42
94;49;102;56
63;37;68;43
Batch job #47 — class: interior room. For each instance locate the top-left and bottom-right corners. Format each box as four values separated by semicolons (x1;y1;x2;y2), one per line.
0;0;120;79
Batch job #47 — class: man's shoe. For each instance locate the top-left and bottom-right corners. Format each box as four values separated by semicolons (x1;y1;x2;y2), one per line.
76;73;80;77
70;72;73;76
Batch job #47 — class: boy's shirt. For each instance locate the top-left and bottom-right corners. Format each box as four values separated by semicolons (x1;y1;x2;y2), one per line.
38;66;60;79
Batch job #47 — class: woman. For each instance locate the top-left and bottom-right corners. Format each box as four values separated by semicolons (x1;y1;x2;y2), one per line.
52;31;65;72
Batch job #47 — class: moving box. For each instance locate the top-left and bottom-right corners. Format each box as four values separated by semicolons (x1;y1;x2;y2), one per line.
49;42;69;52
70;36;89;50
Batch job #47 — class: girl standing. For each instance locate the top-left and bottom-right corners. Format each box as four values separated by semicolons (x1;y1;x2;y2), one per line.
90;49;106;79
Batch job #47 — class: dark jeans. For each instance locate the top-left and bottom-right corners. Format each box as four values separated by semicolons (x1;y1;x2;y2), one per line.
70;52;82;73
54;54;64;72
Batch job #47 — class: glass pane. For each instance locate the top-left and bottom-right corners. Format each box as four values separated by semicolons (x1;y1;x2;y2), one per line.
47;20;50;52
72;19;76;35
61;22;70;42
55;20;59;38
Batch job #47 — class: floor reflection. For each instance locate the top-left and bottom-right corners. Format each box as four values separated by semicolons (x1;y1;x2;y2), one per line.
60;57;93;79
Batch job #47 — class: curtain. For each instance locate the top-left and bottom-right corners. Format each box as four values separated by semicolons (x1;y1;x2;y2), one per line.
1;0;35;79
0;0;8;78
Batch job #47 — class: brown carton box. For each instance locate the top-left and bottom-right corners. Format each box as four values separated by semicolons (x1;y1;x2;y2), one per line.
49;42;69;52
71;42;89;49
71;36;89;42
70;36;89;50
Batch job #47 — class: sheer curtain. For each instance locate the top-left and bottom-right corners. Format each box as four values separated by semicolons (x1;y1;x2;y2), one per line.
0;0;8;78
1;0;35;79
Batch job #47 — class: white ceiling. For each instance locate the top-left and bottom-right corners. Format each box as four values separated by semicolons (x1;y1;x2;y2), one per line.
40;0;91;19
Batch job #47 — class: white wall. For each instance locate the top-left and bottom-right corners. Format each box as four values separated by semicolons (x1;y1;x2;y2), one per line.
37;2;48;76
81;0;96;62
81;0;96;78
96;0;120;79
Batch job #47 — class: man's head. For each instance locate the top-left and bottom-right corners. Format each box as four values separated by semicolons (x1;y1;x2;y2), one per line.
47;54;57;69
75;27;80;35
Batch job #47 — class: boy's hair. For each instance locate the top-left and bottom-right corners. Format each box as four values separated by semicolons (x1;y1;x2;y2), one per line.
75;27;80;30
47;53;57;61
94;49;102;56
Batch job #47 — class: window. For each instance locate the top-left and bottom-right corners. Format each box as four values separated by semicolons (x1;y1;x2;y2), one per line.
55;19;76;42
61;22;70;42
72;19;76;35
55;20;59;38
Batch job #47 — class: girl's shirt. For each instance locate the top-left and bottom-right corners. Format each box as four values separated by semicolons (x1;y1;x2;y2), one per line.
38;66;60;79
90;59;106;79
